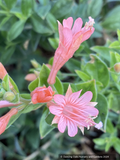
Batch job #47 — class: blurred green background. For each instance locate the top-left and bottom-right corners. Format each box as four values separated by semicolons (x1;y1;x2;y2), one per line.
0;0;120;159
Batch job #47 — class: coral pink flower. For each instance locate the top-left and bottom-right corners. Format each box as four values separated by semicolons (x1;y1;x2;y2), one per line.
48;85;102;137
0;62;7;80
47;17;95;84
31;86;55;104
0;108;18;135
0;100;21;108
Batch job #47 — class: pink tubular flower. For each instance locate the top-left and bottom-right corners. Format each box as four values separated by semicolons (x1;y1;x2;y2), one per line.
31;86;55;104
48;85;102;137
0;108;18;135
0;100;21;108
47;17;95;84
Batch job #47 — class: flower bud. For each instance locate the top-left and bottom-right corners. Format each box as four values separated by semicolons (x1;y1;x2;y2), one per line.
31;86;55;104
0;88;6;98
0;108;18;135
31;60;40;68
25;73;37;82
114;63;120;73
3;91;15;102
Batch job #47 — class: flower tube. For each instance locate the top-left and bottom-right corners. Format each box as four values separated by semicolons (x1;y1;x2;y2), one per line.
47;17;95;84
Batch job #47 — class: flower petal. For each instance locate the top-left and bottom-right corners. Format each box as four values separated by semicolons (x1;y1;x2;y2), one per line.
49;105;63;116
58;115;66;133
81;27;94;43
63;17;73;29
95;121;103;129
72;17;83;35
78;91;93;105
67;120;78;137
65;84;72;100
83;106;99;116
68;90;82;104
63;28;72;47
54;94;65;106
52;115;60;124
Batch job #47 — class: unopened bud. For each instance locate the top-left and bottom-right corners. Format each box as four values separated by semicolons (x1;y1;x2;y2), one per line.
31;60;40;68
0;88;6;98
3;91;15;102
114;63;120;73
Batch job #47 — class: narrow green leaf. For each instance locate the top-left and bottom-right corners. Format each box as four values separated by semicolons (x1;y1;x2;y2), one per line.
95;93;108;131
7;20;25;41
39;107;55;138
75;70;91;81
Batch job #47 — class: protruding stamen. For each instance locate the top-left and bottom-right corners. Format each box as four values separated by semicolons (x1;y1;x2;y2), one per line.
85;16;95;30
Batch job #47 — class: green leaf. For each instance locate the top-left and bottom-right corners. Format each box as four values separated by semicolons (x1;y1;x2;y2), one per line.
110;51;120;67
36;5;51;19
75;70;91;81
9;76;19;93
65;58;81;73
6;109;23;129
51;0;73;19
21;0;33;18
113;138;120;154
39;107;55;138
39;64;64;94
46;13;58;31
95;93;108;131
106;119;115;134
7;20;25;41
87;0;103;18
48;38;59;49
102;5;120;31
93;138;106;145
28;78;40;92
31;13;53;35
91;46;111;62
20;93;31;100
75;80;97;101
2;74;10;91
26;128;40;149
22;103;44;113
84;54;109;88
1;46;15;65
4;0;17;9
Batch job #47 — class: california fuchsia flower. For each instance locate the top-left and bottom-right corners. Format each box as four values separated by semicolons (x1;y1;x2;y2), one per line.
47;17;95;84
48;85;102;137
0;62;7;80
0;100;21;108
31;86;55;104
0;108;18;135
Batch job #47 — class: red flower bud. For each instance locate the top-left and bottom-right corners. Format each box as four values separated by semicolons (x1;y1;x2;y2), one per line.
31;86;55;104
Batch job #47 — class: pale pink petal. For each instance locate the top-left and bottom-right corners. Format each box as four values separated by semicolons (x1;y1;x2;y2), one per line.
78;126;84;135
47;101;57;107
83;106;99;116
0;100;21;108
67;120;78;137
54;95;65;106
58;115;66;133
78;91;93;105
81;27;94;43
87;102;98;107
95;121;103;129
72;17;83;35
68;90;82;104
52;115;60;124
49;105;63;116
57;20;63;43
65;84;72;100
63;17;73;29
63;28;72;47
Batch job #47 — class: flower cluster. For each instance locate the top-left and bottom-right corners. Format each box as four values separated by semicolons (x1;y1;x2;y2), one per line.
0;16;103;137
